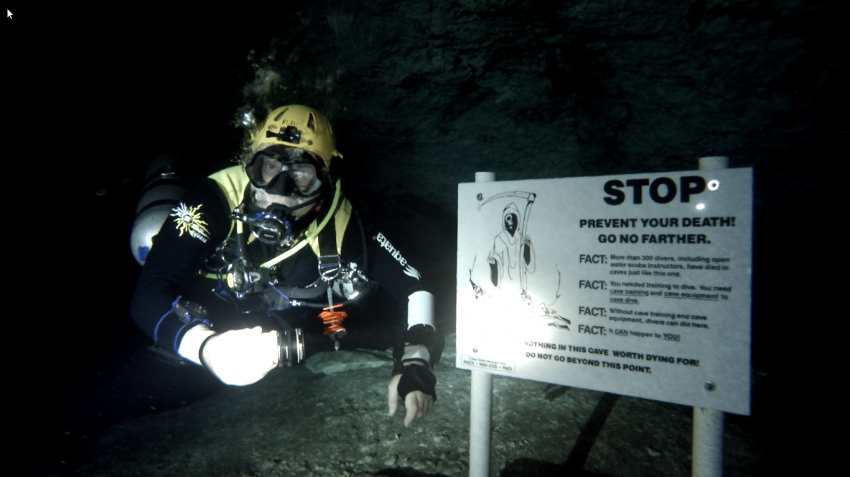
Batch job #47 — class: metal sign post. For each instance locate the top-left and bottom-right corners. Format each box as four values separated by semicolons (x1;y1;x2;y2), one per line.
692;156;730;477
469;171;496;477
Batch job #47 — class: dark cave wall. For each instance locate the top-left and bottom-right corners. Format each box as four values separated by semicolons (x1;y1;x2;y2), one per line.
238;0;844;215
232;1;843;362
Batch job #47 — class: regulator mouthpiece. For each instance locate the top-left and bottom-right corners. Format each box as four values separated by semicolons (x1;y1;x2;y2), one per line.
231;208;294;247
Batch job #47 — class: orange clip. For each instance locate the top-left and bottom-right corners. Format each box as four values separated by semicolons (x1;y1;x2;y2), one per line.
319;305;348;336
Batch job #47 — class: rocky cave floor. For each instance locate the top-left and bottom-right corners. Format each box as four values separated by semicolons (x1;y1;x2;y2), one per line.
36;334;770;477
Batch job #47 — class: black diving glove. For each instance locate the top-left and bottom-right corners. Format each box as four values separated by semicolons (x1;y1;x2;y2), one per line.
394;361;437;401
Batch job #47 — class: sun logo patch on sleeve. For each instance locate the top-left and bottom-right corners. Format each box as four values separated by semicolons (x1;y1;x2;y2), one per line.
171;203;210;243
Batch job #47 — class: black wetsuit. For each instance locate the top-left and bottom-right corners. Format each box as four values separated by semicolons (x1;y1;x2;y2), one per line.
130;172;433;360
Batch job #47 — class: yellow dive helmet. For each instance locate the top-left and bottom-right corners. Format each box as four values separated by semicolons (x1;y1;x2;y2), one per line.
251;105;342;169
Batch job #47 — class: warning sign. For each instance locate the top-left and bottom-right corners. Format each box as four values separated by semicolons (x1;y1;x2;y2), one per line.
456;168;752;415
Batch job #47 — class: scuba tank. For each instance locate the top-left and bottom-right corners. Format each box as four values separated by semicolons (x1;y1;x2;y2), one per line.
130;154;194;266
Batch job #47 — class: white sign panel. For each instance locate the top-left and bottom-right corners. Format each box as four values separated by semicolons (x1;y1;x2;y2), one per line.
456;168;752;415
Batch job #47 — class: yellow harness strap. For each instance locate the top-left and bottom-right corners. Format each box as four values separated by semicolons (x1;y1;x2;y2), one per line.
208;165;252;238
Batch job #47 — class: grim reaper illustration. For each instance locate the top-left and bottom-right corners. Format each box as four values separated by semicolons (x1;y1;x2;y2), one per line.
469;191;570;329
489;202;536;288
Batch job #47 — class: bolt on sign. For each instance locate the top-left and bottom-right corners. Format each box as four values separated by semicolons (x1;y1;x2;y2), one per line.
456;168;753;415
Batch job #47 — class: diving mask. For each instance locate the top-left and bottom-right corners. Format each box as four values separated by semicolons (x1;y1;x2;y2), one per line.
246;145;324;198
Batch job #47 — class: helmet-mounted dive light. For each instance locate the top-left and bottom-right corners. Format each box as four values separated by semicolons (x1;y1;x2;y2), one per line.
267;125;302;144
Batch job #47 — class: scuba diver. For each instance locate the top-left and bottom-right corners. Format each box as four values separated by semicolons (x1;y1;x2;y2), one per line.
130;105;440;426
